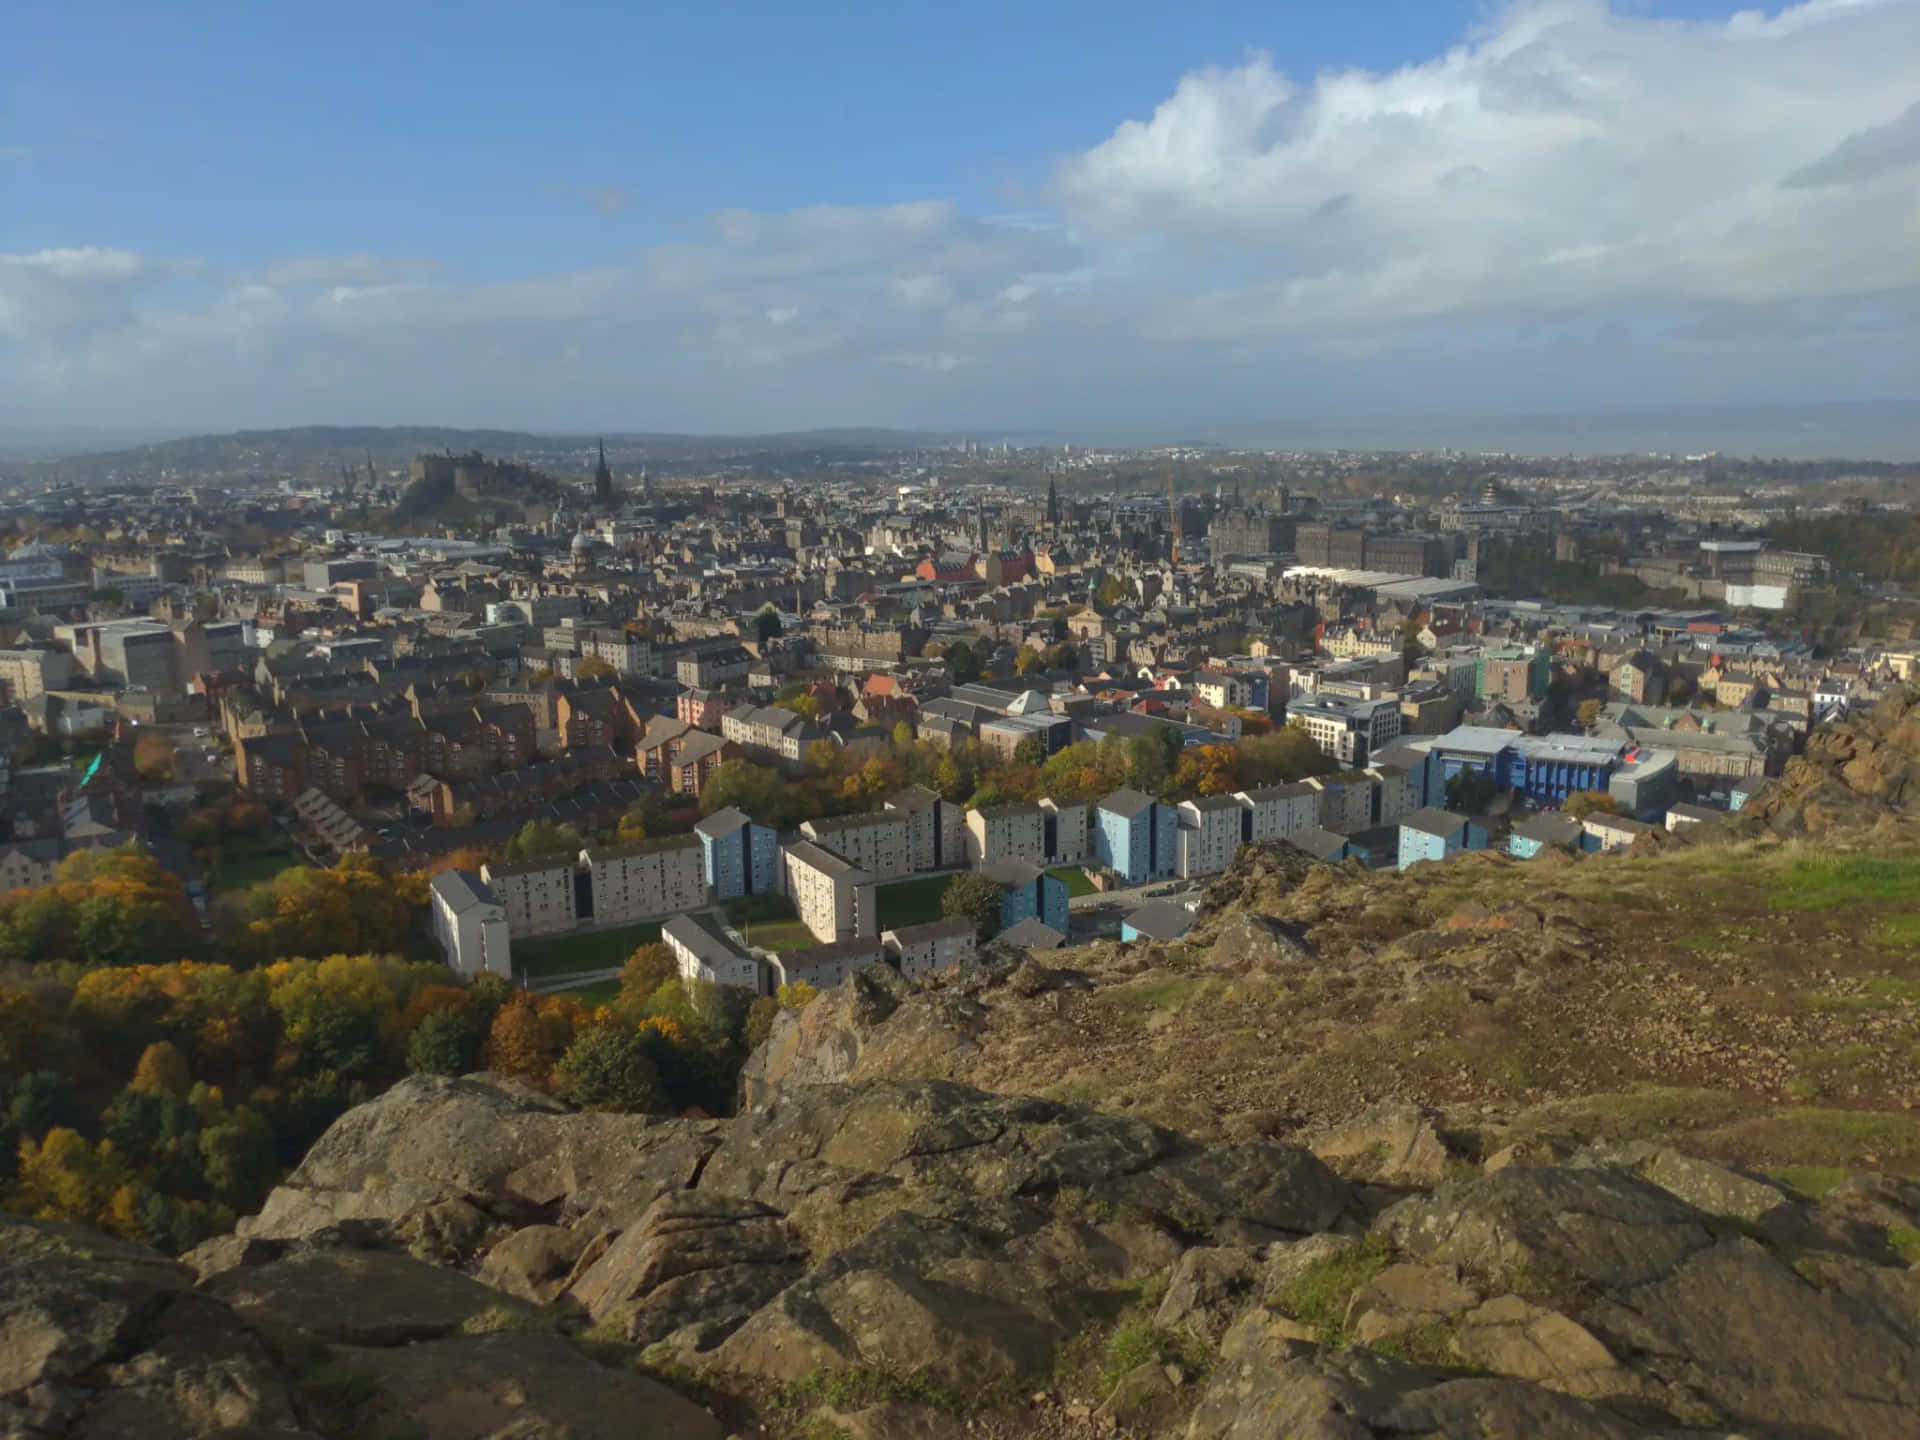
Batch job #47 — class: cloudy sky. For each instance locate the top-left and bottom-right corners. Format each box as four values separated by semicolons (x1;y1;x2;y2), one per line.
2;0;1917;440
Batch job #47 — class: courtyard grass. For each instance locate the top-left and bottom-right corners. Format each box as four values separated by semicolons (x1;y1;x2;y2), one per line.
209;846;301;894
1049;866;1097;898
514;920;662;979
876;874;951;929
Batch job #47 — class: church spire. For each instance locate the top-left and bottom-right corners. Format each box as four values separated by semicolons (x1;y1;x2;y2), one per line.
593;438;613;504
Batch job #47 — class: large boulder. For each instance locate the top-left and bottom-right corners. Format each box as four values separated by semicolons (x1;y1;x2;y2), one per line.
0;1214;303;1439
1311;1102;1453;1188
203;1246;550;1346
1380;1166;1920;1435
736;963;990;1108
712;1211;1100;1388
1186;1320;1676;1440
340;1331;726;1439
239;1073;720;1243
566;1191;805;1347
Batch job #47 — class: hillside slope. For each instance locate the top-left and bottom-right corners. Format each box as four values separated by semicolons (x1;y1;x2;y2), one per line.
14;695;1920;1439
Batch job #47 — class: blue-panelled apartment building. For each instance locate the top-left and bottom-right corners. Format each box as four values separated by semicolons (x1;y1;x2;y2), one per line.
983;860;1071;935
695;806;779;901
1093;787;1179;885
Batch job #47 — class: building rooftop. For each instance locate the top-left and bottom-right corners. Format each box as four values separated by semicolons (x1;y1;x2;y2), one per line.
429;869;498;913
981;858;1044;888
883;916;975;945
1098;787;1156;820
1401;807;1471;839
996;917;1066;950
1122;899;1195;942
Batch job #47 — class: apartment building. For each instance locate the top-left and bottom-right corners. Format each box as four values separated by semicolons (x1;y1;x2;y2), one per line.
0;647;75;702
771;937;887;992
1093;788;1177;886
481;857;578;938
722;704;819;765
429;870;512;977
0;838;61;891
1234;783;1319;845
582;836;706;925
1285;694;1401;766
1175;795;1243;879
965;802;1046;867
800;810;913;880
782;839;878;944
1039;797;1088;865
696;806;779;901
882;917;976;981
983;860;1071;934
663;913;766;993
885;784;966;872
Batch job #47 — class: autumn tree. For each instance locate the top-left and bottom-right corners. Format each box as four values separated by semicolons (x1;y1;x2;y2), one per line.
129;1041;192;1097
1576;698;1603;731
1562;789;1619;821
575;656;616;681
1015;646;1045;675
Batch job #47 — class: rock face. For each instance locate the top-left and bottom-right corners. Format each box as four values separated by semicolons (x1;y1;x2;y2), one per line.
18;940;1920;1439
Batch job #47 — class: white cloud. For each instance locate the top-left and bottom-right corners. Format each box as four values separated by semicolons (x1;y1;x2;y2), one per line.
1;1;1916;433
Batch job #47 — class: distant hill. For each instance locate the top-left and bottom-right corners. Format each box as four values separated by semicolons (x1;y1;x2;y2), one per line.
0;424;959;486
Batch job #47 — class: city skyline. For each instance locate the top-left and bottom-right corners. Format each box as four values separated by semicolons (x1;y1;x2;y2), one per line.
3;0;1917;437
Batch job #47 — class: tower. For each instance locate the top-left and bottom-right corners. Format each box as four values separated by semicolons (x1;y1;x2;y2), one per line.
1046;475;1060;529
593;439;614;505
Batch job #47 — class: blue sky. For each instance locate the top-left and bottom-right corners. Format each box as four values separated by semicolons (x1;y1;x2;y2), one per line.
2;1;1917;437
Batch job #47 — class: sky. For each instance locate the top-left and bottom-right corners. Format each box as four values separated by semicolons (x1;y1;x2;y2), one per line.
2;0;1918;442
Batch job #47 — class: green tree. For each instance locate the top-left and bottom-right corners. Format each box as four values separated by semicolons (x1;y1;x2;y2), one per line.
504;821;585;863
554;1024;664;1113
198;1106;278;1212
753;610;782;644
941;872;1004;942
945;641;981;685
1125;721;1185;796
1015;645;1045;675
1013;736;1047;768
1445;769;1499;816
407;1011;480;1076
575;656;616;682
743;995;781;1050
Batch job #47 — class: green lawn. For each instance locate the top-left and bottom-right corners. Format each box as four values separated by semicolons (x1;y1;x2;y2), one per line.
1049;866;1097;899
739;917;818;952
876;874;951;929
210;847;301;894
514;921;662;979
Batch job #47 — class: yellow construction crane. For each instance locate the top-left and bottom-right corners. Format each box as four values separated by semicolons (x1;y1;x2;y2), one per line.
1166;467;1182;566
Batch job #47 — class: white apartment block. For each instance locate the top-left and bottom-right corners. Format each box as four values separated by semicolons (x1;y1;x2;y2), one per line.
429;870;513;978
885;785;966;872
1286;695;1402;767
770;937;887;992
800;810;912;880
1175;796;1243;879
1190;673;1252;711
0;839;60;891
1308;775;1375;834
1235;783;1319;844
582;837;707;924
883;917;977;981
965;803;1046;867
481;858;578;938
782;839;878;944
581;628;655;677
663;913;766;993
1039;798;1089;865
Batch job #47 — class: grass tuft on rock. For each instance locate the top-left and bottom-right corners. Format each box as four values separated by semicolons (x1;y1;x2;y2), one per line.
1267;1235;1395;1345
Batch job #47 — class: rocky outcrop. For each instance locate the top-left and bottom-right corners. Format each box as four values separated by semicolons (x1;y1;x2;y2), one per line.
1709;686;1920;841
